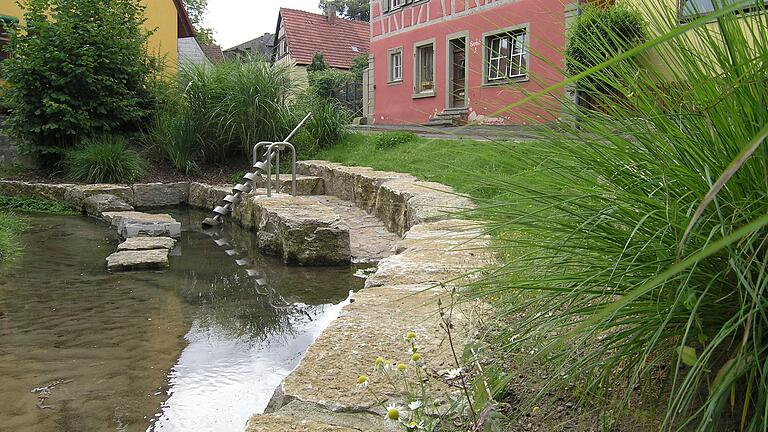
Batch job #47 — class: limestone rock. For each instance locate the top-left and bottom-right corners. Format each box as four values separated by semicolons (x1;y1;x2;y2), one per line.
259;399;393;432
83;194;134;216
102;211;181;239
0;180;73;202
131;182;189;207
188;182;230;210
106;249;169;271
366;219;494;288
245;414;357;432
251;194;350;266
117;236;177;251
252;174;325;196
63;184;134;211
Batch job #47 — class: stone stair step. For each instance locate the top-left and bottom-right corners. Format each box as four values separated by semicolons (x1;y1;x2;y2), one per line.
101;211;181;239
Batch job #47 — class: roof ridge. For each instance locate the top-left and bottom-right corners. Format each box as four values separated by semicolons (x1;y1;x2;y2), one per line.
279;7;370;27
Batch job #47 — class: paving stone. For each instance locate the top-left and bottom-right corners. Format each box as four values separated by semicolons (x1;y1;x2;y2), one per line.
366;219;493;288
106;249;169;271
83;194;134;216
117;236;177;251
101;211;181;239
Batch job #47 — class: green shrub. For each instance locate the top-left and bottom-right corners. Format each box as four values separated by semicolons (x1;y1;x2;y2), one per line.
472;1;768;430
65;135;143;183
291;94;351;154
146;107;204;174
0;196;75;215
565;4;646;94
374;131;417;150
3;0;158;163
308;69;356;99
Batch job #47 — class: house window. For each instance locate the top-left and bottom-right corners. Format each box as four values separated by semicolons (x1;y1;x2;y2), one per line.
389;49;403;82
679;0;768;19
276;37;288;59
414;43;434;95
390;0;403;10
486;30;527;82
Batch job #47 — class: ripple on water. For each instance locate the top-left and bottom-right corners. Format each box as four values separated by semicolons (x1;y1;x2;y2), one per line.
0;210;360;432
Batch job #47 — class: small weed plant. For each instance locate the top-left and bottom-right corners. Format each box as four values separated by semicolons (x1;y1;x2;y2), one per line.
65;135;143;184
375;132;418;150
0;196;75;215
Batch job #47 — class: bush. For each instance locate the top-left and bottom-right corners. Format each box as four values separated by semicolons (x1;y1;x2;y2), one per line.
146;106;204;174
565;4;646;93
291;94;351;155
65;135;143;183
308;68;356;99
472;1;768;430
374;131;417;150
3;0;158;163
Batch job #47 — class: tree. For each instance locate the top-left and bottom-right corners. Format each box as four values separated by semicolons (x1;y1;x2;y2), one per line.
3;0;158;162
350;52;369;82
319;0;370;22
307;52;329;73
184;0;216;44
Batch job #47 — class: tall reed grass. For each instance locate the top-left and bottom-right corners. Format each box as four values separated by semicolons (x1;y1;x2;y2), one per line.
470;1;768;430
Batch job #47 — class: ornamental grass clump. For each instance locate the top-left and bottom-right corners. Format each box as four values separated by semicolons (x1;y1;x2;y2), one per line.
469;1;768;430
65;135;143;184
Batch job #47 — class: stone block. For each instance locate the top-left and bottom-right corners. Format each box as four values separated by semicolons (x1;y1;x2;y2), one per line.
251;194;350;266
117;236;177;251
188;182;230;210
102;211;181;239
245;414;358;432
131;182;189;207
0;180;73;202
83;194;133;217
106;249;169;271
63;184;134;211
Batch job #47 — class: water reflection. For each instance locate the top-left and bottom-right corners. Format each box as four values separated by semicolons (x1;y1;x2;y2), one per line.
0;209;361;432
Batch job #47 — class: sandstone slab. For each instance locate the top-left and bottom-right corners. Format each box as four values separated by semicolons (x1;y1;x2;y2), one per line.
102;211;181;239
106;249;169;271
245;414;357;432
83;194;134;216
250;194;350;266
274;284;460;413
366;219;493;288
252;174;325;196
131;182;189;207
117;236;177;251
0;180;73;202
188;183;230;209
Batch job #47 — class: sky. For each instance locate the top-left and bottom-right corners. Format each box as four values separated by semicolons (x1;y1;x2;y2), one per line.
205;0;322;50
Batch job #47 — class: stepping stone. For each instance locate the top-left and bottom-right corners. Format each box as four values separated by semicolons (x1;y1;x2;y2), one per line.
117;237;177;251
102;211;181;239
83;194;134;217
106;250;169;272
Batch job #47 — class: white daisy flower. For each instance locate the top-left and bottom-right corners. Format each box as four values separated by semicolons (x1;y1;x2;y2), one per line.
385;403;402;423
407;400;423;410
356;375;369;389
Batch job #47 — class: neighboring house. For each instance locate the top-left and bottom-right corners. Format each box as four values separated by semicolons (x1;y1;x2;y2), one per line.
224;33;274;60
369;0;572;126
178;38;224;69
272;7;370;86
0;0;195;75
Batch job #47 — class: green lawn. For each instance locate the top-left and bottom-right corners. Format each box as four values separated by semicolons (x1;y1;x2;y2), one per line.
313;133;528;201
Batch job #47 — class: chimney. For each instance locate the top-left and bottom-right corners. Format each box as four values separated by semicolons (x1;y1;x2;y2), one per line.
327;0;337;23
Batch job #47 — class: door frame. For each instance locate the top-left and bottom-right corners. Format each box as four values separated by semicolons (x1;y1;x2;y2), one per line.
445;31;469;110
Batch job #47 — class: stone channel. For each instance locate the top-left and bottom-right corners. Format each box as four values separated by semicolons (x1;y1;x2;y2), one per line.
0;162;493;431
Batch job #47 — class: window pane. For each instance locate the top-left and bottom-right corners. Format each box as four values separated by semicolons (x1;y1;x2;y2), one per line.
418;45;434;91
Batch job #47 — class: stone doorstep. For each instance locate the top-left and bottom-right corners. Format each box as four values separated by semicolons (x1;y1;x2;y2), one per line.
271;284;463;417
106;249;170;272
365;219;494;288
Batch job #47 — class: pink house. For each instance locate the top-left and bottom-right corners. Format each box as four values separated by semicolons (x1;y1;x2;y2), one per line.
369;0;574;125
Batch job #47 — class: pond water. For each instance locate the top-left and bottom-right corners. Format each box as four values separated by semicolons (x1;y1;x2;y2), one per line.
0;209;362;432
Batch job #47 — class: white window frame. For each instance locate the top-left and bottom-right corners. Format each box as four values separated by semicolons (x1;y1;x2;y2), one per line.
413;39;435;97
388;48;403;83
390;0;403;10
484;27;529;85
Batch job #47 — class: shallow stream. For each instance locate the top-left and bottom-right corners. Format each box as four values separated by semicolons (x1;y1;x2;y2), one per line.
0;208;361;432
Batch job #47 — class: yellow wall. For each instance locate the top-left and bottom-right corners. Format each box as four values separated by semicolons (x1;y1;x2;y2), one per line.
0;0;180;74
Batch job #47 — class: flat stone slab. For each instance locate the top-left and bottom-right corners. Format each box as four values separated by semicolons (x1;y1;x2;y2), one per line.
251;174;325;196
248;194;351;266
117;236;177;251
245;414;358;432
131;182;189;207
366;219;494;288
106;249;169;271
102;211;181;239
272;284;461;414
83;194;134;217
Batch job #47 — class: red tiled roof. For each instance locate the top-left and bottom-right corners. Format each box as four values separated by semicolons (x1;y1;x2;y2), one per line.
279;8;369;69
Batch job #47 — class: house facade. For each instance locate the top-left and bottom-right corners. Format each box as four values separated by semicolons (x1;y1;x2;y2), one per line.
272;7;370;87
369;0;575;125
0;0;195;75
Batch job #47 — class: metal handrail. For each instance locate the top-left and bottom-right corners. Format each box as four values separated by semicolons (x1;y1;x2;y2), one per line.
265;142;297;197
